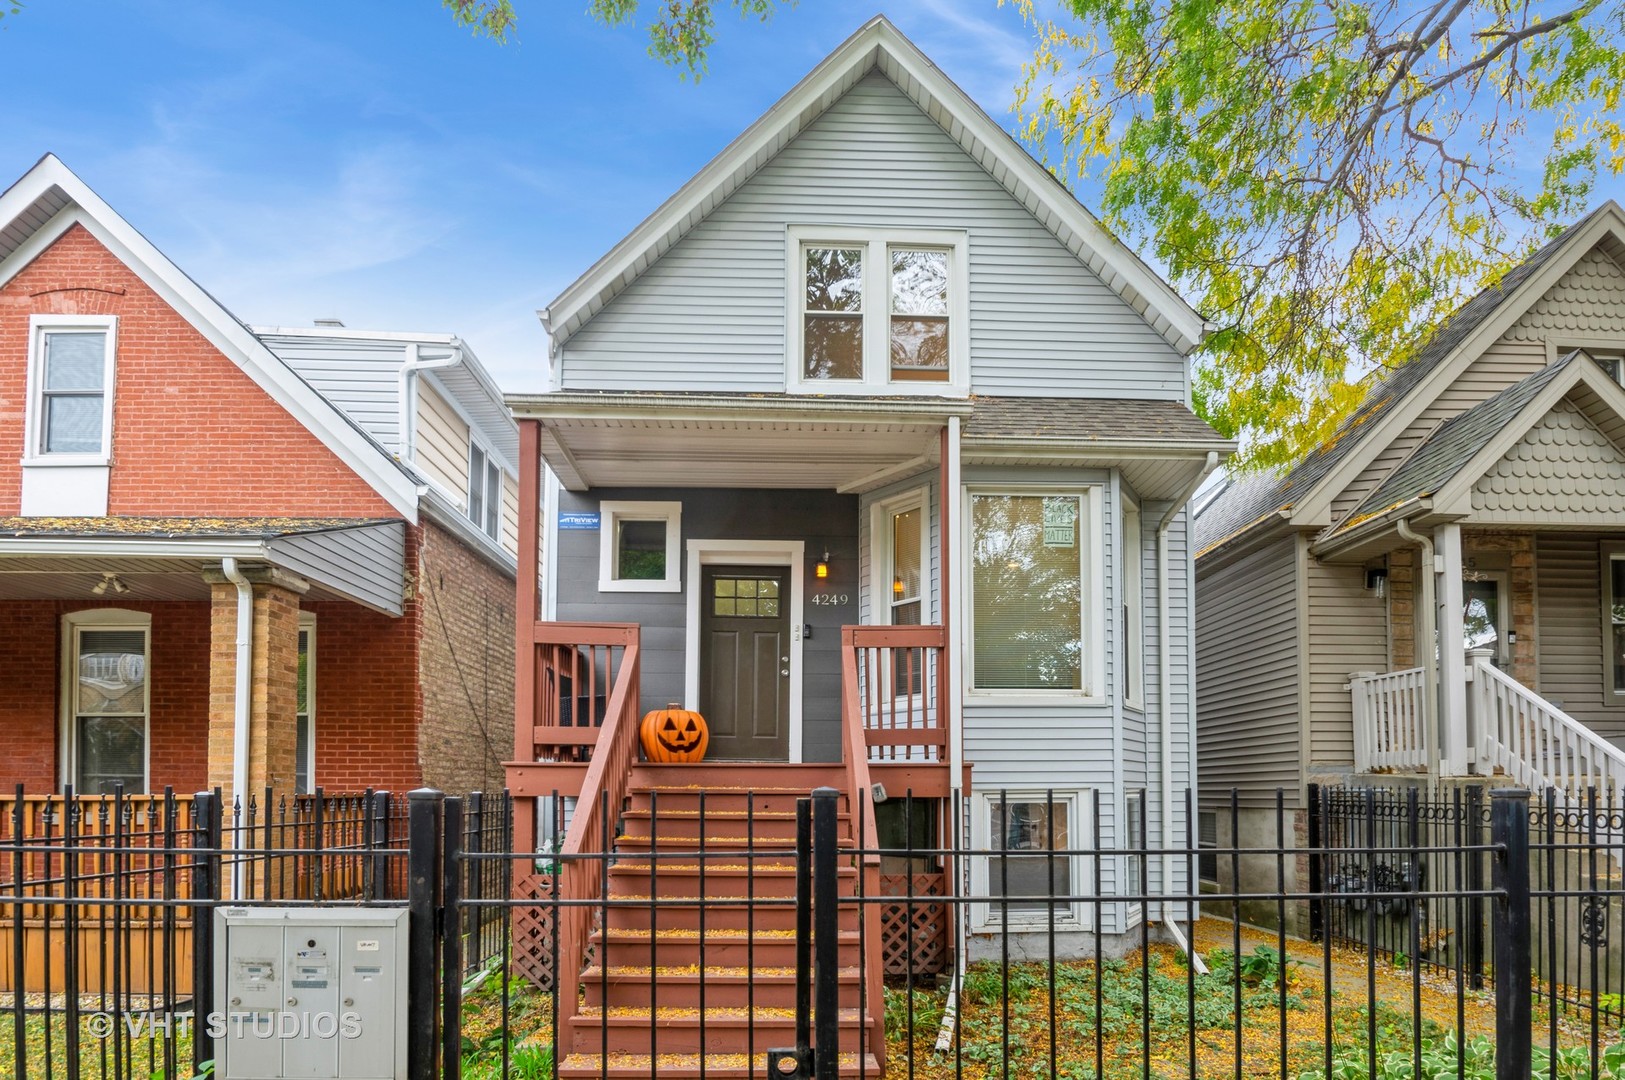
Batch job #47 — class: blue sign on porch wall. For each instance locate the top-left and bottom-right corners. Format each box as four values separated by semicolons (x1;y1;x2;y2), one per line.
559;512;601;530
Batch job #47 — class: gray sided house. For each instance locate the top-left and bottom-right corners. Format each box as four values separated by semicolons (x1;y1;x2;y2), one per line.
506;15;1233;966
1195;203;1625;928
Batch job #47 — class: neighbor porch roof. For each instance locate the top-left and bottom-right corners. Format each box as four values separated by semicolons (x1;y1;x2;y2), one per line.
0;516;406;614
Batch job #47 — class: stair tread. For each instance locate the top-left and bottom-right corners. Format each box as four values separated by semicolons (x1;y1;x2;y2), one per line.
557;1051;880;1078
581;964;859;980
573;1005;865;1023
593;927;858;941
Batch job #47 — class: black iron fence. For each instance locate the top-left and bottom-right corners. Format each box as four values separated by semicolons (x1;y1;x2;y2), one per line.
7;782;1625;1079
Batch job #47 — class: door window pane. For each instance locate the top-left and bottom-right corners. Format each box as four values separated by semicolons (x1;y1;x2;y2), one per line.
804;246;864;380
73;627;147;794
712;577;781;618
1612;557;1625;693
1463;579;1500;653
990;797;1070;913
972;494;1083;690
890;249;949;381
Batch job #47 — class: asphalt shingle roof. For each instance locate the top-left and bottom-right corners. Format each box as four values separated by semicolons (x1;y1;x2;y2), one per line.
0;516;398;539
1344;353;1578;523
964;396;1227;445
1193;209;1604;555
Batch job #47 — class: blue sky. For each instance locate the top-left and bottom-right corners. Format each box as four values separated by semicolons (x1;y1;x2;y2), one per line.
0;1;1040;393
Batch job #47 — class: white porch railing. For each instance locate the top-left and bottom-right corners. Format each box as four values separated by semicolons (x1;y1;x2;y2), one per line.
1473;657;1625;795
1351;666;1430;772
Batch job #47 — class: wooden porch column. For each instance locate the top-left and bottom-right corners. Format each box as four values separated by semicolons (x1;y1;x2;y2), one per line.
513;418;542;858
1436;524;1469;775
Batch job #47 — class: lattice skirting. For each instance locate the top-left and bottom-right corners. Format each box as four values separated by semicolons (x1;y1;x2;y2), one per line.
511;872;557;991
880;872;950;977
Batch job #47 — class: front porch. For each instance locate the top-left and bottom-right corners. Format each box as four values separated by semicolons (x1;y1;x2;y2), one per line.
1340;524;1625;792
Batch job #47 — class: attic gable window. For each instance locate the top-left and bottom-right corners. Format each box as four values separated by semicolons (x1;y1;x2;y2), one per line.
27;315;117;463
787;227;967;395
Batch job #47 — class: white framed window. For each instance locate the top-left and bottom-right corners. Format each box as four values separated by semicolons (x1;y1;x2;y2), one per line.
966;486;1104;698
599;501;682;593
25;315;117;464
872;489;929;628
60;609;150;795
1603;545;1625;697
297;614;315;794
467;442;503;541
1123;791;1146;925
1595;352;1625;385
786;226;968;395
1121;493;1144;709
972;790;1088;930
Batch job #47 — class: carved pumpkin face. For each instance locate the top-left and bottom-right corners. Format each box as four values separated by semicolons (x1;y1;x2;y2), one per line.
640;704;709;763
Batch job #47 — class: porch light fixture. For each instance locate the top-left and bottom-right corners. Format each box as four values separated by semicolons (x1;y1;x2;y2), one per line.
816;550;830;579
92;572;129;596
893;575;905;596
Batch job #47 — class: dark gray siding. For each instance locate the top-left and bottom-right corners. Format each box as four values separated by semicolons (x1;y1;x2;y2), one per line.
554;487;858;761
1196;536;1301;808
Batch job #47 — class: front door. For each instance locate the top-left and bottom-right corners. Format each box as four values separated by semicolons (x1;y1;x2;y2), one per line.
700;566;792;760
1462;573;1510;668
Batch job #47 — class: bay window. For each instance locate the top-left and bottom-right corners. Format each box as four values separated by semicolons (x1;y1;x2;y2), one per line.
969;489;1099;694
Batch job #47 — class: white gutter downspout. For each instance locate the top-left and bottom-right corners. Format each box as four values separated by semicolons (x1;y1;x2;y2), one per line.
1395;518;1440;783
1158;452;1219;975
221;557;253;900
398;341;464;468
936;416;967;1052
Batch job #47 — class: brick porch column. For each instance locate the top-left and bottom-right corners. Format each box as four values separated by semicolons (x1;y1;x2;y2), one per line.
205;566;309;808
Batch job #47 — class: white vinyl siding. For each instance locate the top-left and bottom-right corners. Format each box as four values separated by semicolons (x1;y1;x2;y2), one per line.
559;73;1186;400
260;335;408;452
416;381;471;504
502;477;520;557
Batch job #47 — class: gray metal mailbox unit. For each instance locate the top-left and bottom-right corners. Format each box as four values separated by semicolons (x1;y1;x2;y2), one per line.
213;907;409;1080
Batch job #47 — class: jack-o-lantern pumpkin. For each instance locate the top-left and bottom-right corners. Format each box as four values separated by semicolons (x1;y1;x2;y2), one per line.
640;703;710;763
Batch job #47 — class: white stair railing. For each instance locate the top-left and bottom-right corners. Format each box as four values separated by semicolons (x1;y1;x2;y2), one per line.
1350;667;1430;772
1473;657;1625;796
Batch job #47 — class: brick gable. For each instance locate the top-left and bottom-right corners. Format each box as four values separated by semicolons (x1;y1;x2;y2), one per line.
0;224;399;518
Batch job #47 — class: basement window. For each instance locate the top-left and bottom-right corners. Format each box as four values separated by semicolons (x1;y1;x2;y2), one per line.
598;501;682;593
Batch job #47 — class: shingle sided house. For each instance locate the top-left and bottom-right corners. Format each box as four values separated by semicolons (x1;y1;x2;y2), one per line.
0;154;519;805
1194;202;1625;923
501;21;1233;1069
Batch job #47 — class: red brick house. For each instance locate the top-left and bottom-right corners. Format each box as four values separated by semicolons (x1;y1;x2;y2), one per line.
0;154;518;804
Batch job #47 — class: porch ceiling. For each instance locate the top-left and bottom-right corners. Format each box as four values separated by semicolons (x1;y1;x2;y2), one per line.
514;394;966;492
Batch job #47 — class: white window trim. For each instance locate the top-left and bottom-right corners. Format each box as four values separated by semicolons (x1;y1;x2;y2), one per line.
682;539;805;762
599;501;683;593
25;314;118;466
962;484;1106;703
59;608;152;794
1123;791;1146;926
970;789;1090;932
1122;491;1145;710
868;487;931;627
1602;543;1625;700
784;225;969;396
297;613;316;794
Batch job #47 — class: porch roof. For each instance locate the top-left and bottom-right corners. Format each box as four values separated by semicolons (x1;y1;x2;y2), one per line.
508;390;967;492
511;390;1232;498
0;516;406;614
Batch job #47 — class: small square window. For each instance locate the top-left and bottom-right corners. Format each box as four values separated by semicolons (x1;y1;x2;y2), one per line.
598;501;682;593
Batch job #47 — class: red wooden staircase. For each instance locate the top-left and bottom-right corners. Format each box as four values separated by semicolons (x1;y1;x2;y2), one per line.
556;763;882;1078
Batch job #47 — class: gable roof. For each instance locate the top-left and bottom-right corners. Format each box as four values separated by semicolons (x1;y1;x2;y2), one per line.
0;154;422;520
1348;352;1579;520
541;16;1206;356
1195;202;1625;556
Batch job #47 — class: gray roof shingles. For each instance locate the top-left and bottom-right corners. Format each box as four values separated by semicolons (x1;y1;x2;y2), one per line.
964;396;1227;444
1193;209;1603;555
1346;352;1577;522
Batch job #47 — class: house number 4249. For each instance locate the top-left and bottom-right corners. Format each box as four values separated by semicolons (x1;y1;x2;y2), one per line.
811;593;849;606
